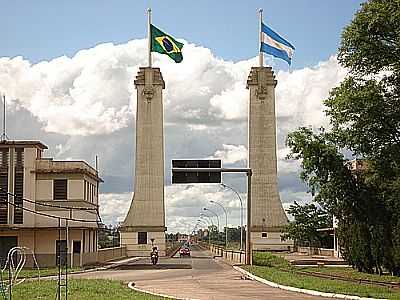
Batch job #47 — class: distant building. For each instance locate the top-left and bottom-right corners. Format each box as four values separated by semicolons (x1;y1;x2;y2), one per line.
346;158;368;173
333;158;368;257
177;233;189;243
0;140;102;267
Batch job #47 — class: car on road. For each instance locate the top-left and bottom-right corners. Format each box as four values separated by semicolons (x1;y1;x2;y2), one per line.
179;247;191;257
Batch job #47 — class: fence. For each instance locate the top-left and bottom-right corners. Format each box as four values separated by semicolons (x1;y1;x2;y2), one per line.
207;244;246;264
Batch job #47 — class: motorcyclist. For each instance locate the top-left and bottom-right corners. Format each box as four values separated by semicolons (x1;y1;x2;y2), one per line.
150;246;159;265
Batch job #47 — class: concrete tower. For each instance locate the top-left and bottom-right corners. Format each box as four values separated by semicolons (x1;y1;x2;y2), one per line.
120;67;166;257
246;66;292;250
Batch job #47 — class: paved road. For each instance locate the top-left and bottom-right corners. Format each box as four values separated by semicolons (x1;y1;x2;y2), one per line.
74;244;324;299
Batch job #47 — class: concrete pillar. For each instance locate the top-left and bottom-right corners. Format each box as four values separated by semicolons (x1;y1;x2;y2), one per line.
246;67;293;251
120;67;166;257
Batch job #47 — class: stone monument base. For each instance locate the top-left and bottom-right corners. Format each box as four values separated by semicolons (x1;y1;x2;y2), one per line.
251;229;293;251
120;228;166;257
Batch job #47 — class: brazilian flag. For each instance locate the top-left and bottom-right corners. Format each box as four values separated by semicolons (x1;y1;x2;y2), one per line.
151;24;183;63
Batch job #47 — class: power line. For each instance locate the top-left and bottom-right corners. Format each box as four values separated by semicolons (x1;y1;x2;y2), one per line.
0;196;100;223
0;187;99;212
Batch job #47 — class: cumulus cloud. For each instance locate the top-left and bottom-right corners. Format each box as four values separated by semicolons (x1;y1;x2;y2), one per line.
165;185;244;233
1;37;347;232
99;192;131;225
209;144;247;165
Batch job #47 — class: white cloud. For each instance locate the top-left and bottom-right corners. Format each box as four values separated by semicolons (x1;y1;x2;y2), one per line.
209;144;247;165
165;185;244;233
1;38;347;232
99;192;131;225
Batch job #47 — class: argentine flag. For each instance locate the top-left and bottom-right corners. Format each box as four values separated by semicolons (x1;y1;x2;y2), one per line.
260;22;295;65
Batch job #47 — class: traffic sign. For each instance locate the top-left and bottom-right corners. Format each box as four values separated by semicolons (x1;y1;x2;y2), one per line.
172;159;221;183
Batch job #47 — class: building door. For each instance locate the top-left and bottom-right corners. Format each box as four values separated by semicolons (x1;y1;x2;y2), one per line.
0;236;17;267
56;240;67;266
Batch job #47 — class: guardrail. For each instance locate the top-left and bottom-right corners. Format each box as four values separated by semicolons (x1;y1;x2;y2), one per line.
205;243;246;264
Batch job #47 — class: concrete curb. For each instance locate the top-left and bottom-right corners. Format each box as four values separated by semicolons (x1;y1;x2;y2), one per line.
233;266;387;300
127;281;199;300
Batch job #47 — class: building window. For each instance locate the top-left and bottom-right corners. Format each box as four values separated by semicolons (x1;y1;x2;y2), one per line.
138;232;147;244
73;241;81;254
83;230;86;253
14;148;24;224
84;181;86;200
261;232;268;238
53;179;67;200
0;149;9;224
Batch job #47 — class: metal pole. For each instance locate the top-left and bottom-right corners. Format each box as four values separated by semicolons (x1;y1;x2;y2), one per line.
147;8;152;68
2;95;6;141
246;171;252;265
221;183;244;251
8;256;11;300
203;208;219;232
259;8;264;67
171;167;253;261
58;218;61;300
66;218;69;300
200;214;214;228
197;220;210;244
210;201;228;248
199;216;212;239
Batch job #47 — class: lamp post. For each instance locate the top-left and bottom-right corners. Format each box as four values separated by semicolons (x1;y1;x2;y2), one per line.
200;214;215;243
203;208;220;232
197;219;211;244
221;183;244;251
210;200;228;248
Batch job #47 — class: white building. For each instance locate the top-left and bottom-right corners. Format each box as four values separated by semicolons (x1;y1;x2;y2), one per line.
0;140;102;267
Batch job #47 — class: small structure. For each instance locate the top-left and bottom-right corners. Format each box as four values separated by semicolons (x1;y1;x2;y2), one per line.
0;140;101;267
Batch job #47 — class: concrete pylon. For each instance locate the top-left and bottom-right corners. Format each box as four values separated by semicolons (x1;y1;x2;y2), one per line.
120;67;166;257
246;66;292;250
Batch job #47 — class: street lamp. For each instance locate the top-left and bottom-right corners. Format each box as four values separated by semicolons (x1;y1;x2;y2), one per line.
210;200;228;248
221;183;244;251
200;213;214;227
203;208;220;232
197;219;211;244
200;213;215;243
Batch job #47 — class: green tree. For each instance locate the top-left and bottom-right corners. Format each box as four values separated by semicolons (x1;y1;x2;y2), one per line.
287;0;400;274
282;202;332;248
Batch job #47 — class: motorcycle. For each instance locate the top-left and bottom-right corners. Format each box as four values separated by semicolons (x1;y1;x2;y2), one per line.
150;247;159;265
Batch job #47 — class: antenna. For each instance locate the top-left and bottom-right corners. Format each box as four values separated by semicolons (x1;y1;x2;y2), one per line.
1;94;8;141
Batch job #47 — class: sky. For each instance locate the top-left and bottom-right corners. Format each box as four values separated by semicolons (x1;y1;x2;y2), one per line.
1;1;364;233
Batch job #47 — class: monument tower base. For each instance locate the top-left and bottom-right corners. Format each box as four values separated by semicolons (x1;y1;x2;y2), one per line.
120;227;166;257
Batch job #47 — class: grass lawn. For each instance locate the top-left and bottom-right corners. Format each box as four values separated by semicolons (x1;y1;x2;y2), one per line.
298;266;400;284
244;252;400;300
16;267;84;278
8;279;168;300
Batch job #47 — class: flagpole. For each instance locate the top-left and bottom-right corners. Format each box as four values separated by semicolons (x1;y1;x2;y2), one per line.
259;8;264;67
147;8;152;68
